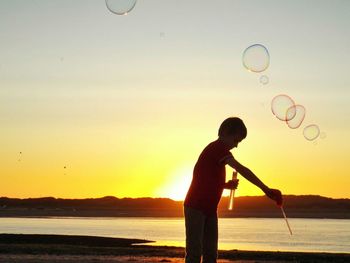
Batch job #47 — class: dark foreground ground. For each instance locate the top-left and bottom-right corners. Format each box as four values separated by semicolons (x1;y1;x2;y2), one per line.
0;234;349;263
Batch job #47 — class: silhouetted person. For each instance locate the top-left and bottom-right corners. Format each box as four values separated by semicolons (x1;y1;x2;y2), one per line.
184;117;282;263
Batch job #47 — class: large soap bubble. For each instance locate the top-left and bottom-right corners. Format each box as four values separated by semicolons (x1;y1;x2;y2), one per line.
303;124;320;141
242;44;270;73
105;0;137;15
271;94;296;121
286;105;305;129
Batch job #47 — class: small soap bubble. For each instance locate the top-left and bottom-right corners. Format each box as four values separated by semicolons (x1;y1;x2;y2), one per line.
18;152;22;162
242;44;270;73
260;75;269;85
105;0;137;15
271;94;296;121
286;105;305;129
303;124;320;141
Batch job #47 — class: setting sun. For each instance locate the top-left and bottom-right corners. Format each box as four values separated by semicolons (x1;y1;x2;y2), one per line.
156;166;193;201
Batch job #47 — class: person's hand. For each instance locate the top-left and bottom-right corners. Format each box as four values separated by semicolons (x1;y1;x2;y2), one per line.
225;179;239;190
265;188;283;206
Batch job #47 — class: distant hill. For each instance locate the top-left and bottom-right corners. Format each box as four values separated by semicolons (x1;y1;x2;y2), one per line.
0;195;349;219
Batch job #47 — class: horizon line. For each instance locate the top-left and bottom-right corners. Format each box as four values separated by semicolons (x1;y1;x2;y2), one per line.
1;194;349;201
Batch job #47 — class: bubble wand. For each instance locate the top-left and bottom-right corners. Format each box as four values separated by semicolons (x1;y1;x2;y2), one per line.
228;170;238;210
275;192;292;235
280;205;292;235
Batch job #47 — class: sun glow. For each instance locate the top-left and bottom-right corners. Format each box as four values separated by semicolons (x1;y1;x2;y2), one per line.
156;166;193;201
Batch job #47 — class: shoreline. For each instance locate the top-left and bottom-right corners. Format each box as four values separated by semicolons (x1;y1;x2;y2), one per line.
0;234;349;263
1;195;349;219
1;214;350;220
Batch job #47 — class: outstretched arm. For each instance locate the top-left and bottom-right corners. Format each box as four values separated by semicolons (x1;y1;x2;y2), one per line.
223;156;282;204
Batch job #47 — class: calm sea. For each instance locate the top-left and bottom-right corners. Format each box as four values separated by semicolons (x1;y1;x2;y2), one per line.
0;217;349;253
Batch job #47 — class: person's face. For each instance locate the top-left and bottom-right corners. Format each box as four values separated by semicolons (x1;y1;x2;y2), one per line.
225;133;244;149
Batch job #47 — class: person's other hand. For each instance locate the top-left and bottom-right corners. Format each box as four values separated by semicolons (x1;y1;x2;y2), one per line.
225;179;239;190
265;188;283;206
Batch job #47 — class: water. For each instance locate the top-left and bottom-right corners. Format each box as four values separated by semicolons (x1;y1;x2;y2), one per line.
0;217;349;253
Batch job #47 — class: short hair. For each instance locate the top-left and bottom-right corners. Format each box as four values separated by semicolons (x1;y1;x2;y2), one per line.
218;117;247;138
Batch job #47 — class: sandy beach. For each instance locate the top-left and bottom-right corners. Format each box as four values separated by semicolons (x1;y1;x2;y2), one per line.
0;234;349;263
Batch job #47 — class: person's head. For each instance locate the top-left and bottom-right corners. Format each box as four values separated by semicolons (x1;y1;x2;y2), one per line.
218;117;247;149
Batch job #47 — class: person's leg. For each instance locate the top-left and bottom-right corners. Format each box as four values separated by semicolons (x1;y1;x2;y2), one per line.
202;213;218;263
184;206;205;263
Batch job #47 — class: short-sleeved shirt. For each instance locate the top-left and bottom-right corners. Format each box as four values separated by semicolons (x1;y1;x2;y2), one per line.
184;139;233;215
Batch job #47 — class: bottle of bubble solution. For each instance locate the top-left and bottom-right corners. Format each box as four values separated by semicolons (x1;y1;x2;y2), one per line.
228;170;238;210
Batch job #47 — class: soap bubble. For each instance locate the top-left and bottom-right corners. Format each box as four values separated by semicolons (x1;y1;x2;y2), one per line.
271;94;296;121
105;0;137;15
303;124;320;141
320;132;327;139
242;44;270;73
260;75;269;85
286;105;305;129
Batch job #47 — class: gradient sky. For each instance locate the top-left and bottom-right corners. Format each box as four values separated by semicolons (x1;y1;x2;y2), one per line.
1;0;349;199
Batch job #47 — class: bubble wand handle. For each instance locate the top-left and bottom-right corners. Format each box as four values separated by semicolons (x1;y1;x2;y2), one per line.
280;205;293;235
228;171;238;210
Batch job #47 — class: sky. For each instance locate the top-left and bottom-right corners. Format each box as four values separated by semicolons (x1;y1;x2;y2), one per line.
1;0;349;200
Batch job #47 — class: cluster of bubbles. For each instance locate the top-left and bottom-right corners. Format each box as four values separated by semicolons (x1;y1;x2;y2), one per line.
104;2;324;143
105;0;137;15
271;95;306;129
242;44;324;142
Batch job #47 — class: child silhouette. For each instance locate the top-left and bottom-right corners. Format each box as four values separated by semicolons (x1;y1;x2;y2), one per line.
184;117;282;263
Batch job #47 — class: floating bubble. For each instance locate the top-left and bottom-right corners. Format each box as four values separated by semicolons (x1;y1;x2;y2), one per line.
271;94;296;121
260;75;269;85
105;0;137;15
242;44;270;73
18;152;22;162
286;105;305;129
303;124;320;141
320;132;327;139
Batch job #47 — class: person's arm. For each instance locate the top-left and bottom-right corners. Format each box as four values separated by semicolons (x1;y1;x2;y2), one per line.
223;156;268;193
222;156;282;204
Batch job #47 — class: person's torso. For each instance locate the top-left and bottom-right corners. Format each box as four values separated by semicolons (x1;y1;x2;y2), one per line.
184;139;232;215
